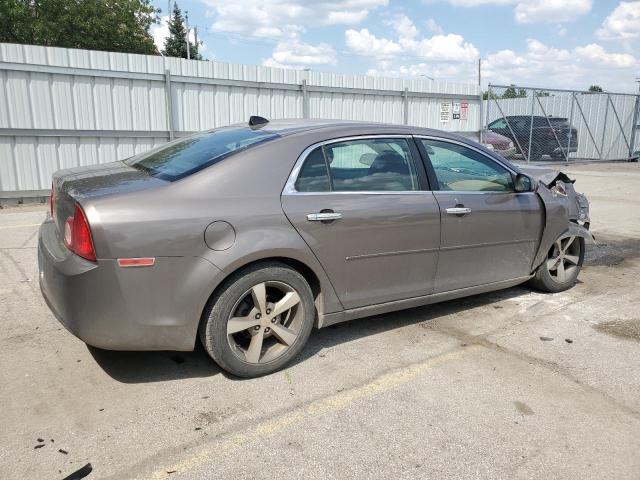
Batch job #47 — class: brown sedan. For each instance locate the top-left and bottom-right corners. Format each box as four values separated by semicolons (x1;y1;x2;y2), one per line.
39;118;593;377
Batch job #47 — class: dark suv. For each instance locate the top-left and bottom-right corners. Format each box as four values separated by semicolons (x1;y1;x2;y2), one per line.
488;116;578;161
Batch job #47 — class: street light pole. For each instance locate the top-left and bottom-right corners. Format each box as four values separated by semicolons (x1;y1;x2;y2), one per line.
185;11;190;60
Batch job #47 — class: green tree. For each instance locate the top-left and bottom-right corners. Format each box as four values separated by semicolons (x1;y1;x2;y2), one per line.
500;86;528;99
588;85;604;93
162;3;201;60
0;0;159;55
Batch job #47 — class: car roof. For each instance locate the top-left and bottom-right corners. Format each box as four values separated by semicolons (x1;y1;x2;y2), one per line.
227;118;464;140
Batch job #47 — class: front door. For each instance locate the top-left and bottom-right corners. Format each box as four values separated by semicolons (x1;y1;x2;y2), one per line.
417;137;543;293
281;136;441;310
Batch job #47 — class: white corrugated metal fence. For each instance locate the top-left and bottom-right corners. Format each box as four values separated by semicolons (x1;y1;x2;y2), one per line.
0;43;482;195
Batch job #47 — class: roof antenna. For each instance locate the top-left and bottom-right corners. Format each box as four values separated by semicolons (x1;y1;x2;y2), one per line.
249;116;269;128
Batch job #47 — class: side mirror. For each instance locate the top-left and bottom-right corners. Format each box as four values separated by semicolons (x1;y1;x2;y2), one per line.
515;173;535;192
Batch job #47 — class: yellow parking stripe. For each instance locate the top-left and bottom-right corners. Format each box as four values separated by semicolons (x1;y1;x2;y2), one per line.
145;346;473;480
0;223;41;230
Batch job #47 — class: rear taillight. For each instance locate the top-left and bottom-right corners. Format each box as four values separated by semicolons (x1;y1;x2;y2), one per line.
63;204;96;262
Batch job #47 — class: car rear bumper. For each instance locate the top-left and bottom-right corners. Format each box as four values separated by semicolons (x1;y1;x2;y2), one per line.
495;146;516;158
38;218;222;351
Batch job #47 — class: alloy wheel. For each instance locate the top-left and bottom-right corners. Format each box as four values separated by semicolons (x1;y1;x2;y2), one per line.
546;236;581;283
226;281;304;364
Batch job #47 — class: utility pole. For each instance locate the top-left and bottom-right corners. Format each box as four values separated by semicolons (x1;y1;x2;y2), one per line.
185;11;190;60
478;58;483;144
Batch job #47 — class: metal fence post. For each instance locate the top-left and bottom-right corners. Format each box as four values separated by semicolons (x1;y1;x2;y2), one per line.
403;87;409;125
301;79;309;119
629;95;640;157
566;93;575;164
599;94;610;160
528;89;535;163
484;85;491;133
164;69;174;141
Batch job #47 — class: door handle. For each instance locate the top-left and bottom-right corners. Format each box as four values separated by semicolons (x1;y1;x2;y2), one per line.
306;212;343;222
446;207;472;215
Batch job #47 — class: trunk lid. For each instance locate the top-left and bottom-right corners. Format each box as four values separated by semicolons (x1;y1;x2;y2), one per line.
52;161;167;235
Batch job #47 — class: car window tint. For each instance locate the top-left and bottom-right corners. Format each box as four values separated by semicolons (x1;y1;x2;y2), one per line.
421;139;514;192
125;127;278;181
295;147;330;192
324;138;419;192
489;119;507;129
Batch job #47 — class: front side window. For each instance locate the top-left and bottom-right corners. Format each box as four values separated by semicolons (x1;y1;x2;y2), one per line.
126;127;279;181
421;139;514;192
295;138;419;192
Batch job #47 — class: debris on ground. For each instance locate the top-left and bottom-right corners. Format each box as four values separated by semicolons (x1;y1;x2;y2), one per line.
539;336;554;341
62;463;92;480
58;449;68;455
34;444;45;449
565;338;574;343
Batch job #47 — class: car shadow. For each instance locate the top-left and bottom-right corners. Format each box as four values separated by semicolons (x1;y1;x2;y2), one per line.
89;285;530;383
87;341;222;384
240;285;531;378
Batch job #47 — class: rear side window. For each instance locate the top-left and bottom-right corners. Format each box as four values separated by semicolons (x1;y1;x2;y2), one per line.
295;138;420;192
126;127;278;181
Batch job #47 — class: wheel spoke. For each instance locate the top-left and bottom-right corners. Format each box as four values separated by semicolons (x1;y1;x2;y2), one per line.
245;330;264;363
270;323;298;346
564;254;580;265
562;236;575;252
227;315;260;335
250;283;267;316
556;260;566;282
547;257;559;271
271;291;301;318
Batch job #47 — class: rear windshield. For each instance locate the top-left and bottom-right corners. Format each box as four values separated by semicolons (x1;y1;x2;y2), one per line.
126;127;279;181
549;118;568;126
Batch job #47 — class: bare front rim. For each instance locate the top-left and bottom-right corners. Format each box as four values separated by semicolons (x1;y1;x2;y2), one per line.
546;236;581;283
226;281;304;364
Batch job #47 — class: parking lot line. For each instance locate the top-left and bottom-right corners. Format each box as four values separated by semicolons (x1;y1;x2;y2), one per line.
0;223;41;230
143;346;473;480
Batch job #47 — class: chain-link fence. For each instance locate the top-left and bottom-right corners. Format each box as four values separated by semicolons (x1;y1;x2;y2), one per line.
482;85;640;163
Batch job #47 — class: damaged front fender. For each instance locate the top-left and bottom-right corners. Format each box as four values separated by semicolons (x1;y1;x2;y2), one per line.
521;167;594;271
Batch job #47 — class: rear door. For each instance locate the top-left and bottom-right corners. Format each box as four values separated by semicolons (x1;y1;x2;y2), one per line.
416;137;543;293
281;136;440;310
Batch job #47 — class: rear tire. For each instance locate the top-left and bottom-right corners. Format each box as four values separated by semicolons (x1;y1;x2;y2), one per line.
199;262;315;378
529;236;585;293
527;142;543;162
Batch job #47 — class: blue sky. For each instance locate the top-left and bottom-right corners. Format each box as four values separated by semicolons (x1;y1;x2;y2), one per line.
151;0;640;92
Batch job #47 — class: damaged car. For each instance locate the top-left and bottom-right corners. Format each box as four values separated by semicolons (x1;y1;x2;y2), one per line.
39;118;593;378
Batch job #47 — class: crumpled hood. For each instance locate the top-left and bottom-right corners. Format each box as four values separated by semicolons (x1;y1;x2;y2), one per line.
516;165;574;187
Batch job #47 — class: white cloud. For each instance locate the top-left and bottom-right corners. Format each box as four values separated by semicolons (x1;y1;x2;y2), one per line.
482;39;639;90
205;0;388;39
368;38;639;91
263;39;337;68
574;43;637;67
346;15;479;62
345;28;403;57
326;10;369;25
515;0;592;23
426;0;592;23
425;18;444;35
597;1;640;40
